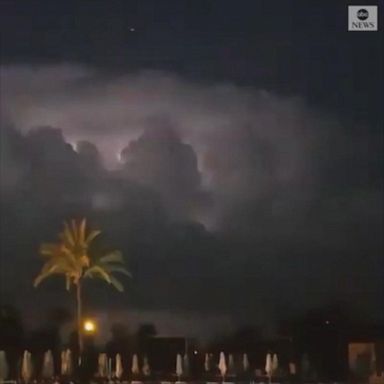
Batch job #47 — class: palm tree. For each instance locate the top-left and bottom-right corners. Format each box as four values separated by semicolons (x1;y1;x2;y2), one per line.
34;218;130;363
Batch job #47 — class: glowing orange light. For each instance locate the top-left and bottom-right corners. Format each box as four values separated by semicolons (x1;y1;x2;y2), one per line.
83;320;96;333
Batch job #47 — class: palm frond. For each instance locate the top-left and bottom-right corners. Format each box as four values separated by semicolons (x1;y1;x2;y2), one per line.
33;265;59;287
60;246;81;269
71;219;78;243
62;222;75;246
40;243;59;257
79;218;87;244
65;275;72;291
41;261;76;280
39;242;79;273
83;265;111;283
99;250;124;264
34;218;129;294
108;275;124;292
85;229;101;245
103;265;132;277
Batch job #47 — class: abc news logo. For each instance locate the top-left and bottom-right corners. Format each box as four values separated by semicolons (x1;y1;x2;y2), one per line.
348;6;378;31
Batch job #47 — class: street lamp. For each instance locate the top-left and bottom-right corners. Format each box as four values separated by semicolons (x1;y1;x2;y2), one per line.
83;319;96;334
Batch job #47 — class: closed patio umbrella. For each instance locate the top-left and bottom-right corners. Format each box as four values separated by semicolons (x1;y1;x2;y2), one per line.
228;354;235;376
65;349;73;376
60;349;73;376
21;350;33;383
60;351;66;376
0;350;9;381
108;357;112;379
265;353;272;381
218;352;227;380
242;353;249;372
42;350;54;378
272;353;278;375
98;353;108;378
183;354;189;376
204;353;211;372
142;356;150;376
301;353;310;379
131;354;140;375
115;353;123;379
176;353;183;379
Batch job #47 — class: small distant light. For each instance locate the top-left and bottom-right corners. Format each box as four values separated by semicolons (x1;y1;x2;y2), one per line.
130;27;135;32
325;320;330;325
194;350;198;355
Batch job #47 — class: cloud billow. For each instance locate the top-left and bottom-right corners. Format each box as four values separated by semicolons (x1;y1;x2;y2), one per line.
0;65;382;332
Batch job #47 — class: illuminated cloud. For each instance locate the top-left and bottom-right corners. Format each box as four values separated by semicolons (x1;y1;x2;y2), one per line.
0;65;382;327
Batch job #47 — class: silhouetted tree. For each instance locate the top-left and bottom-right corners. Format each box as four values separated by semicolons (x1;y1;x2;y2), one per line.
34;218;130;363
136;323;157;353
106;322;132;356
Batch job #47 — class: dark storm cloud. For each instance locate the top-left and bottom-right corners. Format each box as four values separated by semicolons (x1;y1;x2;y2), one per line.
0;65;320;230
0;65;382;335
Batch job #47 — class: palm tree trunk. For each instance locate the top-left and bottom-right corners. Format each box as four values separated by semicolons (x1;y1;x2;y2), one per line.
76;281;83;365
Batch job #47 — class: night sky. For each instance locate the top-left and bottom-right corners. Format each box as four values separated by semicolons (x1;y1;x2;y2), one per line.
0;1;383;338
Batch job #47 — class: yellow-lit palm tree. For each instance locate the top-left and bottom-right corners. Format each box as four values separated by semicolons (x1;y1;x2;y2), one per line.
34;218;130;362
